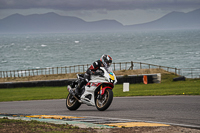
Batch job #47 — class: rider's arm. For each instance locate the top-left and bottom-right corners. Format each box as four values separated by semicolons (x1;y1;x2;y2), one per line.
86;60;103;75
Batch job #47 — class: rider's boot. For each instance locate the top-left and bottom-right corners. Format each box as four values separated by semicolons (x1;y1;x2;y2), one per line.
68;80;78;96
75;86;80;95
68;85;75;96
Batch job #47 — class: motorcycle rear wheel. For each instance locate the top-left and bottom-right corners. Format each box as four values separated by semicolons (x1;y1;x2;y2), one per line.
95;89;113;111
66;94;81;111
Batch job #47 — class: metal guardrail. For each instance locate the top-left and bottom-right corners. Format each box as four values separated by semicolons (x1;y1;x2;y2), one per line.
0;61;193;79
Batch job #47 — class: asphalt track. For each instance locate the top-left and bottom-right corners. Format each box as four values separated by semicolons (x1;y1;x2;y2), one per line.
0;96;200;128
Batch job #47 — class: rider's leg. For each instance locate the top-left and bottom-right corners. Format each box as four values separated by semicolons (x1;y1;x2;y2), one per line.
70;80;77;88
84;73;90;82
74;73;90;95
75;79;86;95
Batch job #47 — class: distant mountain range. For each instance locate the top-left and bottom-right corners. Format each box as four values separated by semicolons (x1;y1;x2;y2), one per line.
0;8;199;33
125;8;200;30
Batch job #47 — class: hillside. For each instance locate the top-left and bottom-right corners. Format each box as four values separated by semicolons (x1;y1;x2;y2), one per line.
0;12;124;33
0;8;200;33
126;8;200;30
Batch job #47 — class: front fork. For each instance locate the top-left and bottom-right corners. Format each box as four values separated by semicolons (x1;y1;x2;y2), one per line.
97;85;103;100
97;85;113;99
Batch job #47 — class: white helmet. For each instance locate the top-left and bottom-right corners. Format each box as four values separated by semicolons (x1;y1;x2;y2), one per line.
100;54;112;67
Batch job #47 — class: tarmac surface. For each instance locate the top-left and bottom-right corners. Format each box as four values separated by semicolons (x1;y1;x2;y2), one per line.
0;96;200;129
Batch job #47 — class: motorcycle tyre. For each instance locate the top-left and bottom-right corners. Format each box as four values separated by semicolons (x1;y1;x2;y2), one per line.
66;94;81;111
95;89;113;111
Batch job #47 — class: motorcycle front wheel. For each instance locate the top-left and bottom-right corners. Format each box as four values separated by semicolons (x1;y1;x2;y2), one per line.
95;89;113;111
66;94;81;111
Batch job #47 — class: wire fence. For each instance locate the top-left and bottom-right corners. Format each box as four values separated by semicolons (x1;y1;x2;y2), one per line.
0;65;90;78
0;61;198;79
0;61;181;78
180;68;200;79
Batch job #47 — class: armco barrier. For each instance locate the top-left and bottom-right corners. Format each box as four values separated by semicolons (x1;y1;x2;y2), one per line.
116;74;160;84
0;79;75;88
0;74;160;88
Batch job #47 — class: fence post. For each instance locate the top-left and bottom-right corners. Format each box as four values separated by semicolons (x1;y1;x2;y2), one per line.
131;61;133;70
140;62;142;69
175;68;177;75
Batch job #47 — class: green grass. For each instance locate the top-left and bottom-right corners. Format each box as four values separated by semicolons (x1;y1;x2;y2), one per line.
0;74;200;102
113;80;200;97
0;86;68;102
114;74;200;96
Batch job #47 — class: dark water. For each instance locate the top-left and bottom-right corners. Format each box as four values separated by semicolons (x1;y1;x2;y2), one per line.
1;29;200;71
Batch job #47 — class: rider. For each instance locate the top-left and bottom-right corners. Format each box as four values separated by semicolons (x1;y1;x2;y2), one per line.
72;54;113;95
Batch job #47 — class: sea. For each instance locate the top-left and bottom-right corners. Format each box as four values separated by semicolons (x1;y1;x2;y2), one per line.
0;29;200;72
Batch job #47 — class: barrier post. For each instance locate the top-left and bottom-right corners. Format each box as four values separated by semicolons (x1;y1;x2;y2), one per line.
123;83;129;92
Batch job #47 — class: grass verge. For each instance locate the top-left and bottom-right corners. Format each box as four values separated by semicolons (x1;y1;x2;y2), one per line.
0;117;94;133
0;73;200;102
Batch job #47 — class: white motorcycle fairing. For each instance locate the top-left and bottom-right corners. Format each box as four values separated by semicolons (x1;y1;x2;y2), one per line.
80;67;117;106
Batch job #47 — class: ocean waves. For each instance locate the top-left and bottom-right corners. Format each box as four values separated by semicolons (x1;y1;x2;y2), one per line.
0;30;200;71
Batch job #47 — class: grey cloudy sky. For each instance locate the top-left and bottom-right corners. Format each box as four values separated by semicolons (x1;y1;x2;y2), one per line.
0;0;200;25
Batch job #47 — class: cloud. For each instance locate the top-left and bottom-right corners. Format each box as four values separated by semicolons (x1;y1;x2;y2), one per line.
0;0;200;11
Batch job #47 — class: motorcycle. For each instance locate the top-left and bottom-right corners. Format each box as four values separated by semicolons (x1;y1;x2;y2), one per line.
66;67;117;111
